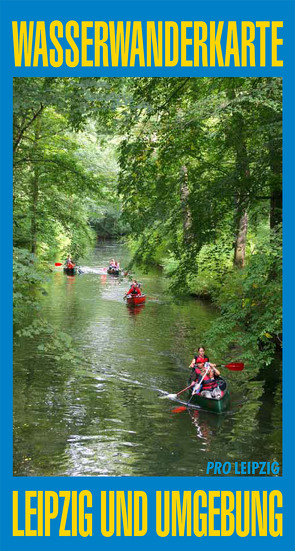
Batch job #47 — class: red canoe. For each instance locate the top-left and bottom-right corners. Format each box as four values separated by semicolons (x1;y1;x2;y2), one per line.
126;294;146;305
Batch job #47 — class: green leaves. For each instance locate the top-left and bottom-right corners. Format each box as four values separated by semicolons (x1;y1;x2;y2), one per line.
13;77;282;371
113;77;282;368
13;81;121;259
204;226;282;365
16;319;84;367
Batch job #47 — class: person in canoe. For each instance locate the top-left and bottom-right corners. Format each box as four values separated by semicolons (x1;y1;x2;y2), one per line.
125;279;142;297
65;255;75;269
188;346;218;386
189;346;215;370
109;258;116;268
192;362;222;399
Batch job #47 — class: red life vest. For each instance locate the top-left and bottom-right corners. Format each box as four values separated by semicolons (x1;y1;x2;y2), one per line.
128;285;140;295
201;373;218;390
195;355;209;364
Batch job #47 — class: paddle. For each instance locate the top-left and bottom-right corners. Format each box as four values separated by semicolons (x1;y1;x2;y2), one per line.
161;365;210;401
160;383;194;400
186;362;244;404
190;361;244;371
172;406;188;414
161;362;244;400
189;364;211;399
56;261;76;268
171;365;211;410
215;362;244;371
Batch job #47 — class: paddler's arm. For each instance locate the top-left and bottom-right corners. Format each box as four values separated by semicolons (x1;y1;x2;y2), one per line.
211;366;220;376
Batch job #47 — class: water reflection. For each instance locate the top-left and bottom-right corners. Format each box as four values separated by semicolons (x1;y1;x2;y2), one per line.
13;242;282;477
126;305;145;317
66;276;76;284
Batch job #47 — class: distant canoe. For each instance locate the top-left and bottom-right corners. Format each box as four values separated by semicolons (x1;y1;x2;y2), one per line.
126;294;146;305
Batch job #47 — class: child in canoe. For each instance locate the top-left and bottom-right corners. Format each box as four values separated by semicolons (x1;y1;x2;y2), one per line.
188;346;220;392
192;362;222;398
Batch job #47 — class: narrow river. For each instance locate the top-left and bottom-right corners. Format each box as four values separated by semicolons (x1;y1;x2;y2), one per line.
13;242;282;476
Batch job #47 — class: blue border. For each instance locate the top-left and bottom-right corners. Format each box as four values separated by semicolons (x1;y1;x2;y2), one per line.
1;1;295;550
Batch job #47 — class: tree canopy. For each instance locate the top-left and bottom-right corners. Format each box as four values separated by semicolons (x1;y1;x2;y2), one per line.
13;76;282;367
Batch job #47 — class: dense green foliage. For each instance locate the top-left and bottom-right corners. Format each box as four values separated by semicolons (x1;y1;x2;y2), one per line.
13;77;123;359
13;77;282;368
112;77;282;364
13;79;122;257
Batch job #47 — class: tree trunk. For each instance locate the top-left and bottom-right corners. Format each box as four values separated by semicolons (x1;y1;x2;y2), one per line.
13;103;44;154
233;210;248;268
225;83;250;268
180;164;192;243
30;119;41;254
232;114;250;268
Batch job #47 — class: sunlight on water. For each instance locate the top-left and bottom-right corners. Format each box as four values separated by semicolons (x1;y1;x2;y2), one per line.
13;243;282;476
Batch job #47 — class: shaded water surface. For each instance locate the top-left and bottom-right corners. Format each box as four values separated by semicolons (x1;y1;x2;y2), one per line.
13;243;282;476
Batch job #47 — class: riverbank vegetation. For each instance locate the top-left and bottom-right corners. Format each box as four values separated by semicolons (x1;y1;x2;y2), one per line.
13;77;282;366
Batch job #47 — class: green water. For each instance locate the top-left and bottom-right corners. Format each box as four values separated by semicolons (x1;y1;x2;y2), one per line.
13;242;282;476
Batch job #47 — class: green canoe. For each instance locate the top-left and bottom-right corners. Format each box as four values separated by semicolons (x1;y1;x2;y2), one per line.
188;377;230;413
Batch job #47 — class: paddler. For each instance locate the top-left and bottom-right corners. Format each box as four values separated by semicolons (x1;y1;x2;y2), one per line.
188;346;218;386
65;255;75;269
192;362;222;398
125;279;142;296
